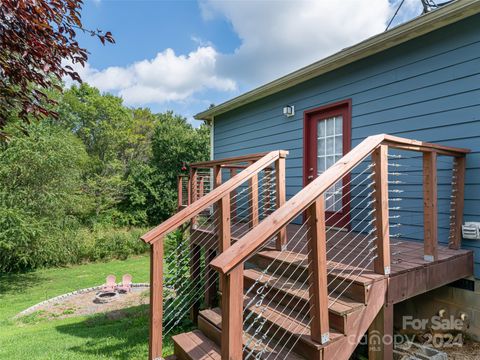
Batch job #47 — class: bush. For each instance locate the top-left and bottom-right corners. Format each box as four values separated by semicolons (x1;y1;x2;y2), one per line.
76;226;149;262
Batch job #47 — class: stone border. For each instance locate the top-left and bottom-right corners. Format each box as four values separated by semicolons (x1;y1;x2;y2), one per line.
16;282;150;318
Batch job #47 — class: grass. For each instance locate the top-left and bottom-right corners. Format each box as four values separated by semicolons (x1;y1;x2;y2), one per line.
0;256;158;359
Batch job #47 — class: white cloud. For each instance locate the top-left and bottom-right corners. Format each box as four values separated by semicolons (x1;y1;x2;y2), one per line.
66;0;423;109
65;47;236;106
200;0;413;86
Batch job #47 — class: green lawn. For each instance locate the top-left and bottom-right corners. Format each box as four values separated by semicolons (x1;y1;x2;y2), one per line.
0;256;155;359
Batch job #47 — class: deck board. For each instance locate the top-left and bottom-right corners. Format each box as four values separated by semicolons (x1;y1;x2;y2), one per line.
197;221;473;304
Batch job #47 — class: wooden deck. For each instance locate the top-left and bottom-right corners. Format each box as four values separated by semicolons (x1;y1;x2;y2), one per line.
275;223;473;304
196;221;473;305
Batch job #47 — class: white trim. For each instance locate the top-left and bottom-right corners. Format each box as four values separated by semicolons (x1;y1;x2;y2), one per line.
195;0;480;121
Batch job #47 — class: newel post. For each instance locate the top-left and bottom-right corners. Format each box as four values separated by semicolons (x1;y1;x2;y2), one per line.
149;240;164;360
275;157;287;250
449;156;466;250
307;195;330;344
423;151;438;261
372;145;391;275
217;191;243;359
221;264;244;360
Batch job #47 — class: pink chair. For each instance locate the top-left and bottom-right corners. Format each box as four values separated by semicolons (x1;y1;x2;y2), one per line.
117;274;132;293
102;275;116;292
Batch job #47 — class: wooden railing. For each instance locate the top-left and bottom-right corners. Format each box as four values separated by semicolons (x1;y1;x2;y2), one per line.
141;150;288;360
209;134;469;359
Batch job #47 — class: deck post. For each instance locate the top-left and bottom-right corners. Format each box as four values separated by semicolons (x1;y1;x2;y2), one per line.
372;145;391;275
423;152;438;262
449;156;466;250
198;176;204;198
275;157;287;250
187;173;191;206
249;161;259;228
307;195;330;344
204;165;223;307
221;264;244;360
368;303;394;360
190;168;198;227
149;240;164;360
177;175;183;211
217;194;231;292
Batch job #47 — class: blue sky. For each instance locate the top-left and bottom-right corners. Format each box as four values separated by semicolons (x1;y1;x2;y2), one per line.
72;0;423;124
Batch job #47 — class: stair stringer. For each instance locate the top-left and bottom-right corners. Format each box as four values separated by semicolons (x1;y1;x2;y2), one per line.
322;278;387;360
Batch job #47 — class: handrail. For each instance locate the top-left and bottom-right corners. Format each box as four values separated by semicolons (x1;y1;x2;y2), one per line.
190;151;286;168
210;134;470;275
141;150;288;244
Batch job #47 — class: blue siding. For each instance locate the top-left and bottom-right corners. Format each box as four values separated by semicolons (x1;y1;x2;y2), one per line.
213;14;480;277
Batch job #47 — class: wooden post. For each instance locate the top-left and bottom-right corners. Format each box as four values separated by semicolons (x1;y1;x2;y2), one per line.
275;158;287;250
218;195;231;253
221;264;244;360
205;248;218;308
187;174;191;206
368;303;394;360
449;156;466;250
204;165;223;308
423;152;438;262
190;243;201;323
230;168;237;223
177;175;183;211
214;165;222;188
190;168;198;227
149;241;164;360
190;168;198;203
217;194;231;292
307;196;330;344
249;162;259;229
372;145;391;275
199;176;205;198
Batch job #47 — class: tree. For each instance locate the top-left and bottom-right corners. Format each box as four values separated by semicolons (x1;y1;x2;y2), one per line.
58;84;133;220
0;0;114;140
0;122;89;272
147;112;210;222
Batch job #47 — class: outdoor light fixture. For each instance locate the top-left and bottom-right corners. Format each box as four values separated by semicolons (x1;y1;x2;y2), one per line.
283;105;295;117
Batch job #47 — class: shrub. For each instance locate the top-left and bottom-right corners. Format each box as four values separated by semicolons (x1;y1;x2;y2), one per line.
77;226;149;262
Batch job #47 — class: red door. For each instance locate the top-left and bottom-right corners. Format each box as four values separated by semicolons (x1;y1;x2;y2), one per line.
304;100;352;228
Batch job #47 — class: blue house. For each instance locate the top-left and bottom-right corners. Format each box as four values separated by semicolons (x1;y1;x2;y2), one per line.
144;2;480;359
197;9;480;271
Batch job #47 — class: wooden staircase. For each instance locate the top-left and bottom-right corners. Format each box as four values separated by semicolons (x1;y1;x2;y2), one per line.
172;250;387;360
141;136;470;360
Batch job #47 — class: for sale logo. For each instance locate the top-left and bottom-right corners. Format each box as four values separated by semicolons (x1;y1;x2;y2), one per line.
403;315;464;332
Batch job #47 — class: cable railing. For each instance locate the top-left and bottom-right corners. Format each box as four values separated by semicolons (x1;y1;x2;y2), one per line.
209;134;469;359
142;150;288;360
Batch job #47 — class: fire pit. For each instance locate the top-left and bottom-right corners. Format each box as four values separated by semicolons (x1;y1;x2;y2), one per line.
94;291;119;304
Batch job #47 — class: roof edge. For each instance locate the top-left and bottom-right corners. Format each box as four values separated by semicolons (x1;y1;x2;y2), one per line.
195;0;480;121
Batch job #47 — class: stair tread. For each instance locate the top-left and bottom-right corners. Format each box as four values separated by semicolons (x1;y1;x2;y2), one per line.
199;309;306;359
173;330;221;360
244;268;364;316
256;250;384;284
243;295;344;347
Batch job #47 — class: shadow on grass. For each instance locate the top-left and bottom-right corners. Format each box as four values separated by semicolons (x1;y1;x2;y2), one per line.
55;304;194;359
0;272;43;296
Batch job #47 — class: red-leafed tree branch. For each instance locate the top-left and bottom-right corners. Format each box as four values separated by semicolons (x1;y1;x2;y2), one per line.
0;0;114;139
